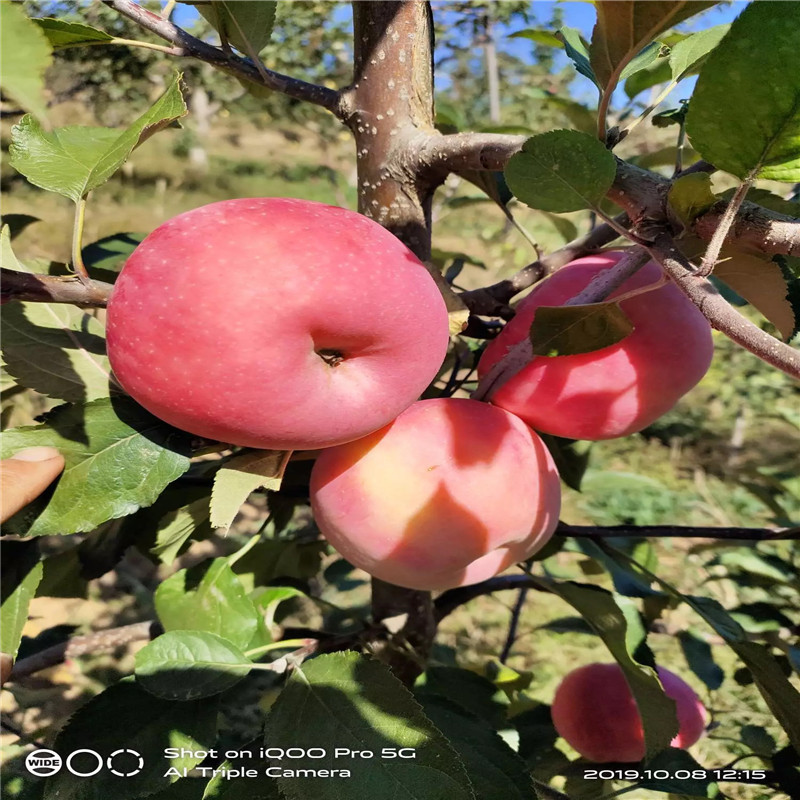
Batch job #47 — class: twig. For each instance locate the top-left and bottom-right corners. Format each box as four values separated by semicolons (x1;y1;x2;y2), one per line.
1;269;113;307
459;214;630;317
648;232;800;379
102;0;345;117
470;248;651;402
8;621;160;681
500;586;528;663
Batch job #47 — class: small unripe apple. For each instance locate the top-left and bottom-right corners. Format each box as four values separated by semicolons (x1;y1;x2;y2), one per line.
310;398;561;591
106;198;450;450
551;662;707;763
478;253;714;440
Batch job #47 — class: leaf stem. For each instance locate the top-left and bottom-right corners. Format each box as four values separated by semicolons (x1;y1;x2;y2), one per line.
699;169;757;275
226;528;263;567
71;197;90;282
245;639;315;659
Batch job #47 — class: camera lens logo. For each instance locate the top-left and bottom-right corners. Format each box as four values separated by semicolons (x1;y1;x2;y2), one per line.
25;749;62;777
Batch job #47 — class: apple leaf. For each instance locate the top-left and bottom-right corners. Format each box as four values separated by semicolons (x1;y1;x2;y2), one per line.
82;232;145;283
9;73;187;201
418;696;534;800
34;17;113;47
155;558;262;650
639;749;714;796
718;187;800;219
556;27;599;89
590;1;716;90
529;302;634;357
210;449;291;530
667;173;717;227
508;28;563;49
1;213;40;239
678;629;725;691
0;2;52;121
264;652;474;800
152;496;213;564
505;130;617;213
135;631;253;701
0;397;193;537
619;41;665;82
192;0;276;55
1;542;43;660
1;299;115;404
539;577;679;760
44;680;218;800
624;55;671;99
713;247;800;342
668;23;729;80
686;2;800;181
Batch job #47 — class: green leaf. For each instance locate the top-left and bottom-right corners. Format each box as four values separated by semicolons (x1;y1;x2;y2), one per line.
1;299;114;404
686;2;800;180
9;73;187;201
619;41;665;82
156;558;262;650
193;1;276;55
740;724;776;755
250;586;304;632
669;24;730;80
0;3;51;121
652;103;689;128
152;496;213;564
505;130;616;213
210;449;290;530
0;397;192;536
608;546;800;752
668;172;717;226
0;542;43;660
556;27;599;89
43;680;218;800
624;55;671;99
34;18;113;48
678;630;724;690
528;302;634;357
590;1;716;90
573;538;661;598
135;630;253;701
509;29;564;49
538;577;678;760
416;666;510;730
81;232;145;283
418;696;533;800
265;652;474;800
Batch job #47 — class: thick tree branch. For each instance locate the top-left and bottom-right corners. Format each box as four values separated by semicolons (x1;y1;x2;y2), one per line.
102;0;346;117
1;270;113;307
647;232;800;379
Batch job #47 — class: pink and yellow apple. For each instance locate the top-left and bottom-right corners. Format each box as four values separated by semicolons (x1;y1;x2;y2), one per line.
551;662;708;763
478;253;714;440
310;397;561;591
106;198;450;450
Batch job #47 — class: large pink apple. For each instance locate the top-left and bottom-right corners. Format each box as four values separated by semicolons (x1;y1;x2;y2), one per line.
310;398;561;591
478;253;714;440
551;662;708;762
106;198;450;450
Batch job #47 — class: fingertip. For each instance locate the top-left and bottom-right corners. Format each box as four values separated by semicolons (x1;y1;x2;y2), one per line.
10;446;63;463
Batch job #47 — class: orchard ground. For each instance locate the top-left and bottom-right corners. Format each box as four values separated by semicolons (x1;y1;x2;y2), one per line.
2;104;799;800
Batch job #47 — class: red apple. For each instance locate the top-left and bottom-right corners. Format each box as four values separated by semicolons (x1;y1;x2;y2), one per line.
478;253;714;440
106;198;450;450
310;398;561;591
551;662;708;763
